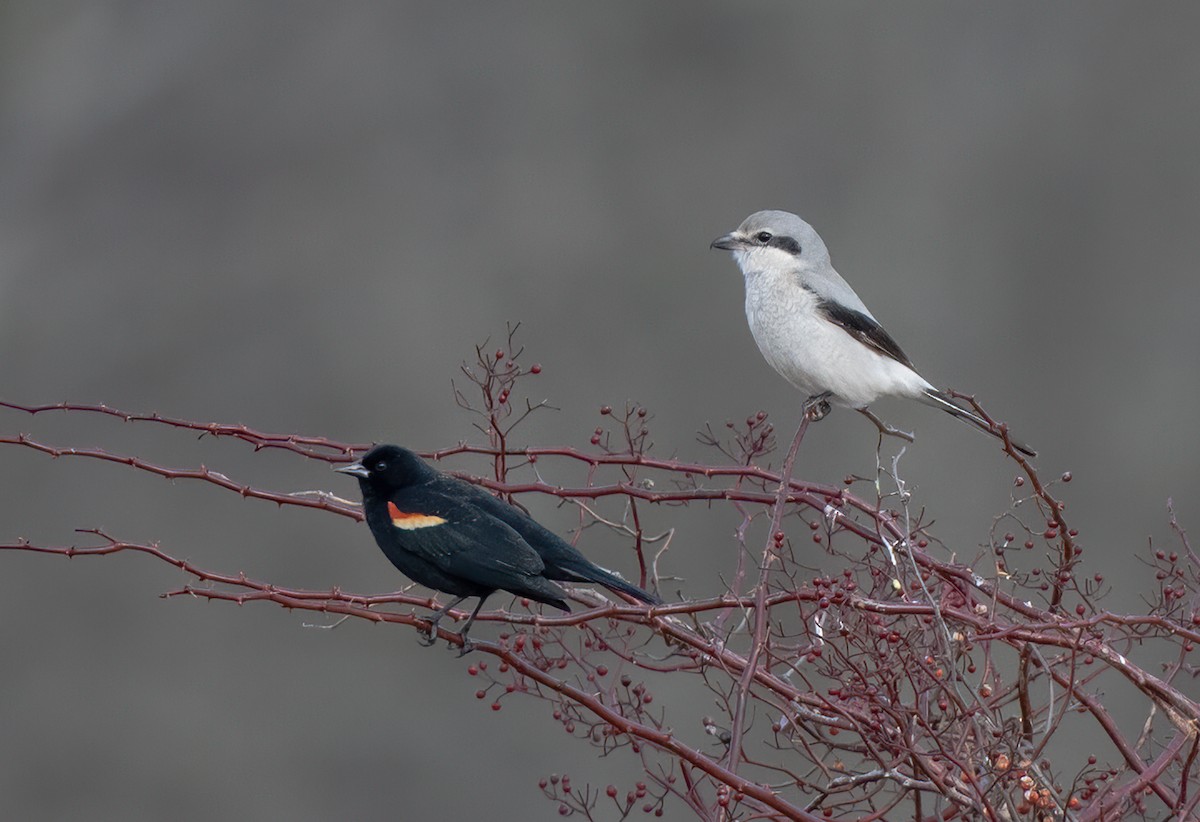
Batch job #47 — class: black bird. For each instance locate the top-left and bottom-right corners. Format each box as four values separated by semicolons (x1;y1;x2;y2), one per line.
336;444;660;649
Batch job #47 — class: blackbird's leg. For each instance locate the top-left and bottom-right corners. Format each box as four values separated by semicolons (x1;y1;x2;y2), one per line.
418;594;471;647
453;596;491;657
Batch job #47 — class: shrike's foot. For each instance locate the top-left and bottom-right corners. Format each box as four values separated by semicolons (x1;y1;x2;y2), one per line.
804;393;833;421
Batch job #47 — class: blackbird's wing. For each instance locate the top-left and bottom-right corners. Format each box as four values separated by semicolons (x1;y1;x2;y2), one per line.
437;475;662;603
383;490;567;606
434;476;581;565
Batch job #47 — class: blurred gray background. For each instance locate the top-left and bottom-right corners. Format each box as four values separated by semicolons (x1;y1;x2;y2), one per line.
2;3;1198;819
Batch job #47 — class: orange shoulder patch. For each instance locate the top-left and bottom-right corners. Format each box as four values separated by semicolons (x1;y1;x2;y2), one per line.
387;500;448;530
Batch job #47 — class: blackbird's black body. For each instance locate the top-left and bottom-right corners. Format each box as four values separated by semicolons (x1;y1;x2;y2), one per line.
337;444;659;647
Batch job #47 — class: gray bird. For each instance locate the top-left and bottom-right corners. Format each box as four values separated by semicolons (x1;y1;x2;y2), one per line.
712;210;1035;457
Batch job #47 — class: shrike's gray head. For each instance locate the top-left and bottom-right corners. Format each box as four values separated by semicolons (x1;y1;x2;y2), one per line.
711;210;830;269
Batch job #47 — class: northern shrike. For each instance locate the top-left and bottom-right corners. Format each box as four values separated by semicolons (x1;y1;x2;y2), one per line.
712;210;1035;457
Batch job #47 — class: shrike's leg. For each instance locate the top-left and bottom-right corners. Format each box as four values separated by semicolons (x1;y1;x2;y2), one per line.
804;392;833;421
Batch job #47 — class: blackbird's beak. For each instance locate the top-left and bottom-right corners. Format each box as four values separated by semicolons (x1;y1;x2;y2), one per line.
334;461;369;479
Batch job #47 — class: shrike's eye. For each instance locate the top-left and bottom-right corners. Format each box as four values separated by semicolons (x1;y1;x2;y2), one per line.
755;231;773;244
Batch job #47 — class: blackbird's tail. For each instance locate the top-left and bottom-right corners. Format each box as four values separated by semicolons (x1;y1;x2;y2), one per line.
522;576;572;612
574;563;662;606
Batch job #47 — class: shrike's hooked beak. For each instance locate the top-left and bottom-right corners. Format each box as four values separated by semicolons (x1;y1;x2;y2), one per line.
334;460;369;479
710;232;744;251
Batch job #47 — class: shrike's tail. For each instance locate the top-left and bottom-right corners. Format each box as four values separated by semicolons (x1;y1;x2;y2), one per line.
920;389;1037;458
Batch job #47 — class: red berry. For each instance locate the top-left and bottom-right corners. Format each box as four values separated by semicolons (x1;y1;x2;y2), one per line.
530;363;542;374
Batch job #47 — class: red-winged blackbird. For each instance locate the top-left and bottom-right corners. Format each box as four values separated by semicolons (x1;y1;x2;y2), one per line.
336;444;660;650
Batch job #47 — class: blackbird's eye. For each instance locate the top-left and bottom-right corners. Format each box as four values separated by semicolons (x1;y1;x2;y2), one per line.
373;460;387;473
755;231;773;244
